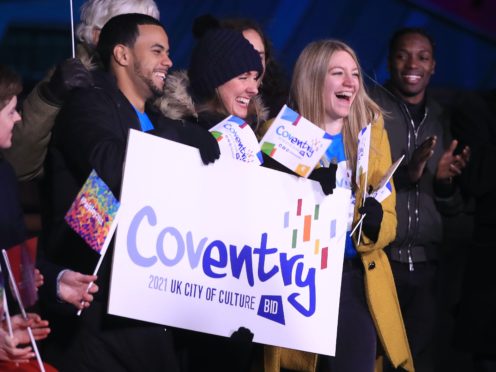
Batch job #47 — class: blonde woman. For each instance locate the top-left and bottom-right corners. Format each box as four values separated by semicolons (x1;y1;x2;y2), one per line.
264;40;414;372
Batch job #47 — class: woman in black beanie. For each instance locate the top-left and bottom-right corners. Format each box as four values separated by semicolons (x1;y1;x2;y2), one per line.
221;16;290;120
155;19;266;372
156;17;268;133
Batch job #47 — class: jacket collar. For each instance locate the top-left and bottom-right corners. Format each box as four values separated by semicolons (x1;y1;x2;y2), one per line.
155;70;268;126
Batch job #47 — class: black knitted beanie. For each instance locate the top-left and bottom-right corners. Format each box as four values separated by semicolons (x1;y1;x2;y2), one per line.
188;27;263;100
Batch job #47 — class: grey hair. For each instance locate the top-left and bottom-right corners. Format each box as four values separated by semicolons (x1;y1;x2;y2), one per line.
76;0;160;47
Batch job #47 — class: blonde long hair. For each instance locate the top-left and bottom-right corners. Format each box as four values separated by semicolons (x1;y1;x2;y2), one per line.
289;40;381;181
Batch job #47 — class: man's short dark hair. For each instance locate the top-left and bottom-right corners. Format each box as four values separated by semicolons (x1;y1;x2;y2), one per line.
97;13;164;70
388;27;436;58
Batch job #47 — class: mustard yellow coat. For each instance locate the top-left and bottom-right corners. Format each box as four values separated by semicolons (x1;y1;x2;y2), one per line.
263;117;414;372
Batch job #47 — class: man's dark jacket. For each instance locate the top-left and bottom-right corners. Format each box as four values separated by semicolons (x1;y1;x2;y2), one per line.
370;83;459;263
38;69;211;371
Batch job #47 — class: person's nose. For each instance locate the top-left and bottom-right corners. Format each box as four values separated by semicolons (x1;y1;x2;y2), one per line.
246;79;259;96
162;54;173;69
14;110;21;123
405;55;417;69
343;73;354;87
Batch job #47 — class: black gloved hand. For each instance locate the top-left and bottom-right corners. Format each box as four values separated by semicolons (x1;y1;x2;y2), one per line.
187;125;220;165
358;197;383;242
308;163;337;195
41;58;93;105
227;327;254;372
230;326;254;343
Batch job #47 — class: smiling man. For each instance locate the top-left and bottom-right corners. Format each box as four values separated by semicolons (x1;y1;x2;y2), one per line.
39;13;219;371
388;30;436;105
370;28;469;371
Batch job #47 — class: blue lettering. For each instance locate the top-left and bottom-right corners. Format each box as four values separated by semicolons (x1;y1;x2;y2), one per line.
275;125;315;157
157;226;184;266
127;206;157;267
280;253;302;285
224;123;247;160
230;244;254;286
203;240;228;279
126;207;317;318
288;263;316;317
253;233;279;281
186;231;207;269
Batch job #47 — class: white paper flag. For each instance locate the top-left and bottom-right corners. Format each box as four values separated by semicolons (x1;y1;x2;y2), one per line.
259;105;332;177
356;123;371;186
210;115;263;165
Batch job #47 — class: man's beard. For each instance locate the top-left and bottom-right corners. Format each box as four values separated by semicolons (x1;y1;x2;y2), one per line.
134;61;164;99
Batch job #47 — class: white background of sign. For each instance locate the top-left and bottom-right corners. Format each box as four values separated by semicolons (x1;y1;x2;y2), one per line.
109;130;350;355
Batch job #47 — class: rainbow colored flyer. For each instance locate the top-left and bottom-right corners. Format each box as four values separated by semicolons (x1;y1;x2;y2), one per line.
259;105;333;177
209;115;263;165
65;170;120;254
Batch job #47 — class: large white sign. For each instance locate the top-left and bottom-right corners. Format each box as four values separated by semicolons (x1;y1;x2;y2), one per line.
109;130;350;355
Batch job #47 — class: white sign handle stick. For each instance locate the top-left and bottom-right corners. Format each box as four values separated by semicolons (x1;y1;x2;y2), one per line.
77;214;119;316
70;0;76;58
350;213;366;238
3;289;13;337
357;168;369;243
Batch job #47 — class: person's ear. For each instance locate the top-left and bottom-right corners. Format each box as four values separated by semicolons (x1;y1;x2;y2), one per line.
113;44;130;67
431;59;436;75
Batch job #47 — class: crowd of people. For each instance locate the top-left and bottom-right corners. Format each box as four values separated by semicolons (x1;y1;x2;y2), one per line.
0;0;492;371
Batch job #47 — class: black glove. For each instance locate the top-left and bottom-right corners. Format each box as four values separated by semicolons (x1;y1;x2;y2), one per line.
358;197;383;242
227;327;254;372
230;326;254;343
41;58;93;105
308;164;337;195
187;125;220;165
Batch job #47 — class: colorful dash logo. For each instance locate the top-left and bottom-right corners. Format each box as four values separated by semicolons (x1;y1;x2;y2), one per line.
284;198;336;269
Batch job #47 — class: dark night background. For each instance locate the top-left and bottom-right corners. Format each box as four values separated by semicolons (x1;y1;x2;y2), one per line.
0;0;495;99
0;1;493;371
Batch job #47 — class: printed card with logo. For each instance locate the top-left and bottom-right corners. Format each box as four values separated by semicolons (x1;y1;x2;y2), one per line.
259;105;333;177
210;115;263;165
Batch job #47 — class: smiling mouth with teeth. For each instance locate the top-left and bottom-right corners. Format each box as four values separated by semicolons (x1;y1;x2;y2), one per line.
236;97;250;105
402;74;421;83
336;92;353;101
154;72;167;81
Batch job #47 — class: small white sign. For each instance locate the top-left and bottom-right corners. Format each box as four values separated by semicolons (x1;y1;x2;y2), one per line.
259;105;332;177
209;115;263;165
370;155;405;203
356;124;371;186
